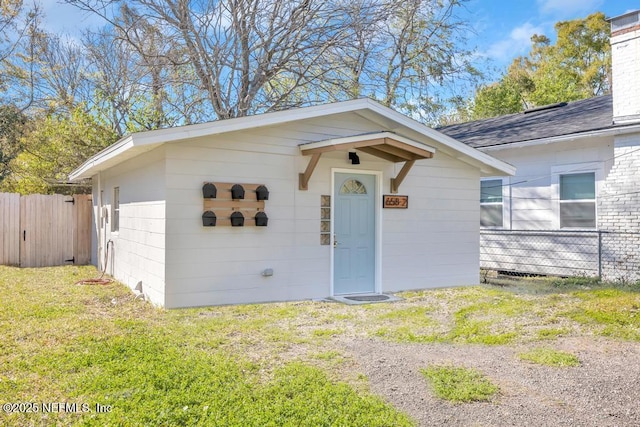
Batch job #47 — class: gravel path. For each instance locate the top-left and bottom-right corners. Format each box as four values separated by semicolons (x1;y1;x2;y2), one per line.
340;337;640;426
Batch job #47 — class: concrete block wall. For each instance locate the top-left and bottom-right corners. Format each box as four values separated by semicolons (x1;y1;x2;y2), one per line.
598;133;640;282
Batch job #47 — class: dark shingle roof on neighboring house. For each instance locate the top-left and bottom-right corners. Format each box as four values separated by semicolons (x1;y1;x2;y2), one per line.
437;95;615;149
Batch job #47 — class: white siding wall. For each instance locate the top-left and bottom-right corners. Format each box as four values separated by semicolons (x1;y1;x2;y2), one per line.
93;146;167;306
163;113;485;307
381;157;481;291
484;137;613;230
163;114;379;307
479;133;640;279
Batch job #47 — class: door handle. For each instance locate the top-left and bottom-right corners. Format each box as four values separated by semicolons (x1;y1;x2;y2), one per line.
333;235;338;248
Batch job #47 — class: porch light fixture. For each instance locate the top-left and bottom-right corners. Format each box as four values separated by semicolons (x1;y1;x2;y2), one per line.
348;152;360;165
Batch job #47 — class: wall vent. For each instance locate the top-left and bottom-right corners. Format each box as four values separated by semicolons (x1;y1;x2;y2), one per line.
610;10;640;33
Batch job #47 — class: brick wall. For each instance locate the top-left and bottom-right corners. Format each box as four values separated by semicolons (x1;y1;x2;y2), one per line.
598;133;640;281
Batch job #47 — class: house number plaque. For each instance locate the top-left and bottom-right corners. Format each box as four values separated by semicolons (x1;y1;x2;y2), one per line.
383;195;408;209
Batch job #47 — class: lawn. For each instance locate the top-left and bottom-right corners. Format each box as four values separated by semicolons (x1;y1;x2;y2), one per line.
1;266;639;426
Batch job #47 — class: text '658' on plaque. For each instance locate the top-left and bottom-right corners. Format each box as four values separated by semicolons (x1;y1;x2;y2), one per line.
383;195;408;209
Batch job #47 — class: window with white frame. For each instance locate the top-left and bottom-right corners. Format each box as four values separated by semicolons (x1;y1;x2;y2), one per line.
111;187;120;232
559;172;595;228
480;179;503;227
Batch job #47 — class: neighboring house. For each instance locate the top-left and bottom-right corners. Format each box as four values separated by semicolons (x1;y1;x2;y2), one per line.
69;98;513;308
438;10;640;281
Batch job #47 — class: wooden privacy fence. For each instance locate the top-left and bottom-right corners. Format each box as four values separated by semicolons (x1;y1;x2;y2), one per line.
0;193;92;267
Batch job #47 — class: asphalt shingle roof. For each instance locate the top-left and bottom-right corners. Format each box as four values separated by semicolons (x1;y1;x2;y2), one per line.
437;95;615;149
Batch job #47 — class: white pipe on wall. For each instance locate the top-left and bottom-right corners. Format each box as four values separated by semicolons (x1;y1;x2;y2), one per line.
96;171;104;271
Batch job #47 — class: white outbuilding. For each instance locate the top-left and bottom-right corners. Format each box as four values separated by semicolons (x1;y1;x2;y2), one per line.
70;99;514;308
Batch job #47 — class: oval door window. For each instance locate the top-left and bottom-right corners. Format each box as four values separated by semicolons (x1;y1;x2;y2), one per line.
339;179;367;195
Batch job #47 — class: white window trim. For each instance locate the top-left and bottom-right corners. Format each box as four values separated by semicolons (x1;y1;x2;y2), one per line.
480;177;509;229
551;162;601;230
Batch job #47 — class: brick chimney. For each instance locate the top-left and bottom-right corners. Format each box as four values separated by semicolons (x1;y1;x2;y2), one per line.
598;10;640;282
610;10;640;124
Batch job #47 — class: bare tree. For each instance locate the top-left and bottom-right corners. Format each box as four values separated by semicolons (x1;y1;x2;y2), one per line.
66;0;351;120
83;18;209;135
83;27;145;135
63;0;477;123
0;1;43;108
0;0;30;62
33;35;92;110
339;0;479;121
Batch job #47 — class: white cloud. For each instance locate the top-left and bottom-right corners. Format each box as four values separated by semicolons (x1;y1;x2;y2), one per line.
537;0;604;17
484;22;546;62
39;0;104;36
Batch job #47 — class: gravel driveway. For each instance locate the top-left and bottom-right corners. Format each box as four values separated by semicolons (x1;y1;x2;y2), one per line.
341;337;640;426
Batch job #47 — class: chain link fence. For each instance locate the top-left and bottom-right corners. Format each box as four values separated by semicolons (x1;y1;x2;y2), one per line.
480;230;640;282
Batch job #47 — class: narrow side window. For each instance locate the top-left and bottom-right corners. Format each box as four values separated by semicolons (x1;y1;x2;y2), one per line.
480;179;503;227
112;187;120;232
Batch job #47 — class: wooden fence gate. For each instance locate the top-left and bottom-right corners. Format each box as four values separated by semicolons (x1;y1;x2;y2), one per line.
0;193;92;267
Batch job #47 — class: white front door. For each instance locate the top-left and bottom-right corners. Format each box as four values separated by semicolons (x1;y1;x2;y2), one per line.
333;173;376;294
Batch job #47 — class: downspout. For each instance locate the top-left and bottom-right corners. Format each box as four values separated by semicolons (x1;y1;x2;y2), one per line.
96;171;104;271
509;177;513;230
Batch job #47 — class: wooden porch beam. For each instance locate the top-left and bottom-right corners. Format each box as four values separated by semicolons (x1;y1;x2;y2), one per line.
390;160;415;194
300;138;386;156
384;138;434;159
370;142;416;161
357;146;404;163
298;152;322;190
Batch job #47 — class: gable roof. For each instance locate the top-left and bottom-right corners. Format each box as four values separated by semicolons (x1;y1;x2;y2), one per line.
438;95;624;149
70;98;514;181
298;132;435;162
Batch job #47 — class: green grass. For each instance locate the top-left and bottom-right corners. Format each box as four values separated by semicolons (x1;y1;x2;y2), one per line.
1;266;640;425
373;306;439;343
374;279;640;345
421;365;499;403
375;289;532;344
518;348;581;367
0;266;413;427
536;327;571;340
312;328;345;337
564;289;640;340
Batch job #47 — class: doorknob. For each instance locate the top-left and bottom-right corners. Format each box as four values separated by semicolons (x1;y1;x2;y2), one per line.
333;235;338;248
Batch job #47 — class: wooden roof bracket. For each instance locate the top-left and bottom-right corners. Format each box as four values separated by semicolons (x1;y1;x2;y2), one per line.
390;159;415;194
299;152;322;190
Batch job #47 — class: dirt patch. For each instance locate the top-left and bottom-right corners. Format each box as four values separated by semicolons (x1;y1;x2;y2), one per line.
339;337;640;426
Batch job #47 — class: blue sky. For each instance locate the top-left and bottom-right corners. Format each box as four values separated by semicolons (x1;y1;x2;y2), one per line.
464;0;638;70
42;0;638;77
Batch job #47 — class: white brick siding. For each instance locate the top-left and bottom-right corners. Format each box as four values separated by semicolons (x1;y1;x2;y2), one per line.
598;133;640;281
